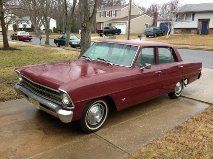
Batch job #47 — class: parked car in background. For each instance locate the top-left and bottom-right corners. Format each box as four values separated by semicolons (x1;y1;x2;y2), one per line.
11;31;32;41
14;39;202;133
97;26;121;36
144;27;164;38
54;34;81;48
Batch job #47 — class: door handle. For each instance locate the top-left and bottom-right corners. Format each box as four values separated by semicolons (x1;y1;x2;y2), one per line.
178;65;183;68
155;71;162;76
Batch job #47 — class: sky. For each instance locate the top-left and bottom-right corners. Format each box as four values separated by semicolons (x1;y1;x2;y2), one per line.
132;0;213;8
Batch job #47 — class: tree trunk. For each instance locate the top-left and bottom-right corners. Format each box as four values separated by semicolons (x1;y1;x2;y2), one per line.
0;0;9;49
81;21;91;55
79;0;99;56
44;18;50;45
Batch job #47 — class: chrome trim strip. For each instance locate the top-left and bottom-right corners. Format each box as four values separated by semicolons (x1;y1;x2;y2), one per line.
130;46;140;68
15;70;20;75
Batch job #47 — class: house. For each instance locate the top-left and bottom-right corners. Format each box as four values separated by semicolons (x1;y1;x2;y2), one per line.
174;3;213;35
17;17;32;30
96;4;153;34
7;16;57;32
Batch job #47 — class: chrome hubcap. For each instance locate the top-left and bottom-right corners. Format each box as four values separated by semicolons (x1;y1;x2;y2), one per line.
175;82;182;95
86;103;104;126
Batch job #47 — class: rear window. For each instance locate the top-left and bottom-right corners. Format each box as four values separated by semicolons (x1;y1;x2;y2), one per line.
158;48;175;63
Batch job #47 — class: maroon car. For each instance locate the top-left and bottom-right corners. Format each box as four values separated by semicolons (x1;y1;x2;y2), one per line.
14;40;202;133
11;31;32;41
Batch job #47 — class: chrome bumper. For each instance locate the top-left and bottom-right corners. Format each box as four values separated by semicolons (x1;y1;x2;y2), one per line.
14;83;73;123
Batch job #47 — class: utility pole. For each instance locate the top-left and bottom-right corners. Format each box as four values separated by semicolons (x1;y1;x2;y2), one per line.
127;0;132;40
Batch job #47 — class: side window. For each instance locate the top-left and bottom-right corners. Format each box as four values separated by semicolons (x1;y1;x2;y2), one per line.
136;48;155;67
158;47;175;63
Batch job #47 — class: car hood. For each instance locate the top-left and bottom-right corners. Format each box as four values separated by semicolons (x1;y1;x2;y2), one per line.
18;59;122;90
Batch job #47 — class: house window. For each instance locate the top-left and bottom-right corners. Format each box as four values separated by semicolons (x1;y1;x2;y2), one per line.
22;24;27;28
192;13;195;21
112;10;116;17
101;11;105;17
106;11;110;17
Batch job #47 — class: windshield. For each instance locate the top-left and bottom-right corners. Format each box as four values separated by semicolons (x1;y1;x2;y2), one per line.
145;28;153;31
58;34;78;40
18;31;29;36
70;34;78;40
82;42;138;67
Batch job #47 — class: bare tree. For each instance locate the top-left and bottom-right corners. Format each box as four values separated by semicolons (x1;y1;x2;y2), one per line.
146;4;159;27
100;0;126;7
64;0;77;46
0;0;9;49
159;0;180;37
79;0;100;55
52;1;65;33
15;0;57;45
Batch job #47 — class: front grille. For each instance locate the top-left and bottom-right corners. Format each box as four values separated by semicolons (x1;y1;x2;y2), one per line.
21;76;62;104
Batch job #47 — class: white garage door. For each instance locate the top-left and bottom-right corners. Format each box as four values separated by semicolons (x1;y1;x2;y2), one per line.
115;23;127;34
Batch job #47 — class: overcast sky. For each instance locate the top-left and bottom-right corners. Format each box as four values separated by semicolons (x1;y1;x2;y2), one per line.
133;0;213;8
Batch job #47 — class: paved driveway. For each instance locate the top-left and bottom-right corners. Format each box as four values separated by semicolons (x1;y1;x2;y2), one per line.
0;68;212;159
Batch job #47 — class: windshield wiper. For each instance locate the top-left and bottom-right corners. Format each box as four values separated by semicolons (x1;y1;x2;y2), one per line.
96;58;113;65
82;55;92;61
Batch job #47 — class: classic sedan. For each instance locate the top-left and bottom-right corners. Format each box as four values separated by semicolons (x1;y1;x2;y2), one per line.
54;34;81;48
14;40;202;133
11;31;32;41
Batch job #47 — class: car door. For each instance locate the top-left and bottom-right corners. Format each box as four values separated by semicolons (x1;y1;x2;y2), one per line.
129;47;162;106
157;47;183;94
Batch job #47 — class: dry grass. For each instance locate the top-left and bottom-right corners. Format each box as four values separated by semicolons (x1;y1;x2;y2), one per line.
0;42;79;102
128;106;213;159
147;34;213;51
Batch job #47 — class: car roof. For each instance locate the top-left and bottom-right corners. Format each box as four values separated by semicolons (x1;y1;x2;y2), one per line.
95;39;173;47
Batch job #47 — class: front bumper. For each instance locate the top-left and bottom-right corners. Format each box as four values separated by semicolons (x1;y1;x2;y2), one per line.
14;83;73;123
69;43;80;48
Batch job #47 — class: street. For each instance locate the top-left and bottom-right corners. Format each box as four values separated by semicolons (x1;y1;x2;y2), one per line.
179;49;213;68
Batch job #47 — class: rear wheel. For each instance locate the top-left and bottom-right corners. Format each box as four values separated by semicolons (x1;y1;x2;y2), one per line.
81;99;109;133
168;81;183;99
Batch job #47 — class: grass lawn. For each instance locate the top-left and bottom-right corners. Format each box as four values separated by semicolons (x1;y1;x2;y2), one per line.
0;42;79;102
128;106;213;159
147;34;213;51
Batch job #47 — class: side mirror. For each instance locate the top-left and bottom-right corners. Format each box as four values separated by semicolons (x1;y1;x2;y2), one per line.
144;63;152;69
140;63;152;71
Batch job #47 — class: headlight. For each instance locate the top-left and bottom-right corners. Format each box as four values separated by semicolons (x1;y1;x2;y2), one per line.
62;93;71;105
59;89;74;109
16;71;23;82
18;75;23;82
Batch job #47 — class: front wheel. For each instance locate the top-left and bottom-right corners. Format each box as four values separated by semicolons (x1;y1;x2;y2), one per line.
80;99;109;133
57;43;60;47
168;81;183;99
